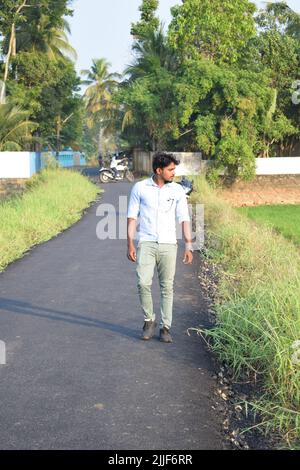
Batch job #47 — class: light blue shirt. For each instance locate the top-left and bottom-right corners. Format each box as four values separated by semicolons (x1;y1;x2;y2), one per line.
127;176;190;244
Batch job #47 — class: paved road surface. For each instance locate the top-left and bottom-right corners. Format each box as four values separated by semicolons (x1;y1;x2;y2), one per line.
0;181;225;450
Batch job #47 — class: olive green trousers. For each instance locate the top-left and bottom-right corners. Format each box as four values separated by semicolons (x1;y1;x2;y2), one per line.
136;241;178;330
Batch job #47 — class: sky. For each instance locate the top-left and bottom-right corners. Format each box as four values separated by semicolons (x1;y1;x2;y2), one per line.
68;0;300;78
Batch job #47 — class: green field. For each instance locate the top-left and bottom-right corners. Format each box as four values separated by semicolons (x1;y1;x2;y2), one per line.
236;204;300;247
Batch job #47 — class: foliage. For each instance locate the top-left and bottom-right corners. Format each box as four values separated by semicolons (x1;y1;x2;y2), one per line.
81;58;120;119
0;0;82;151
119;27;180;150
81;58;121;154
40;152;59;169
0;102;36;150
254;2;300;153
131;0;159;40
6;52;83;149
168;0;257;65
112;0;300;180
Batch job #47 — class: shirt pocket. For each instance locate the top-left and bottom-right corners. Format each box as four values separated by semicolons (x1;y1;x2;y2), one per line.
160;197;175;213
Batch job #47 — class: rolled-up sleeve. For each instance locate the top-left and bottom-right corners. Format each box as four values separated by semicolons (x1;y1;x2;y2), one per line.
176;186;190;224
127;183;140;220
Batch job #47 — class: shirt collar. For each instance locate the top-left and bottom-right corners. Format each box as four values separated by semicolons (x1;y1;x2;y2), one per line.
146;175;172;187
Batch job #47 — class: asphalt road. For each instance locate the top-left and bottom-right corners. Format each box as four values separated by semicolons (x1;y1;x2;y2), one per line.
0;180;225;450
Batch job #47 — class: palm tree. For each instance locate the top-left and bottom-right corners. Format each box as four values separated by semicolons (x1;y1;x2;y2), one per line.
121;27;179;149
124;25;178;82
1;0;28;102
81;59;120;115
81;59;121;153
16;17;77;62
0;102;36;151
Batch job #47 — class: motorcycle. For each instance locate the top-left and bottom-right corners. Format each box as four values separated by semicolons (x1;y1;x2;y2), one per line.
99;157;134;184
177;176;193;198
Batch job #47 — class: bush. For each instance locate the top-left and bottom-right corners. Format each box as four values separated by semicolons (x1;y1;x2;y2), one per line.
216;135;256;181
41;152;60;170
191;175;300;446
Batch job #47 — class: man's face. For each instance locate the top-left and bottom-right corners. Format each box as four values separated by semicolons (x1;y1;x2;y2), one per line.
157;163;176;183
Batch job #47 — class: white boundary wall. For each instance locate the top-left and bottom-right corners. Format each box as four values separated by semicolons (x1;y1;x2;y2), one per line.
133;150;202;175
256;157;300;175
133;150;300;176
0;152;39;178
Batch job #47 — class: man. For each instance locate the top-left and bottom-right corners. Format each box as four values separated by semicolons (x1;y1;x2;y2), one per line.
127;152;193;343
98;152;103;168
110;154;122;179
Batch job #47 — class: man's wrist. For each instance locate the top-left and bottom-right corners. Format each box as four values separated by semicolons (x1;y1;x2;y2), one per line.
185;242;193;252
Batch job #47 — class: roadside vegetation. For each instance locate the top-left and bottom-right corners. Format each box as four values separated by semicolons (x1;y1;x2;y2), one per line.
191;176;300;447
0;168;99;272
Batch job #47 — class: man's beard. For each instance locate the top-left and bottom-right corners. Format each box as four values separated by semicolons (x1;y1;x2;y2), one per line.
162;175;173;184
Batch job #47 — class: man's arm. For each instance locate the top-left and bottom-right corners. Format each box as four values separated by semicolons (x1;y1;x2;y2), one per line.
176;186;193;265
182;221;193;265
127;183;140;262
127;218;137;262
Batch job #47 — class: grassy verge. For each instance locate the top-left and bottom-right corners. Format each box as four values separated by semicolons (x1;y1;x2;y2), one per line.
236;205;300;247
190;176;300;447
0;168;100;272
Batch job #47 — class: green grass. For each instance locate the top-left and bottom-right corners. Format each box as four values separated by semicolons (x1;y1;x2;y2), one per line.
236;205;300;247
0;168;100;272
190;176;300;447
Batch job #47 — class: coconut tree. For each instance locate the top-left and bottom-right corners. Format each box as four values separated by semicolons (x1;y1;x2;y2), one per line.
121;27;180;150
1;2;76;100
125;25;178;82
15;17;77;62
0;0;28;103
81;58;121;153
0;102;36;151
81;59;120;115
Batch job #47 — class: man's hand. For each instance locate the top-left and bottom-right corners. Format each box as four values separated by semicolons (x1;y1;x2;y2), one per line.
183;250;193;265
127;243;137;262
127;218;137;262
181;221;193;265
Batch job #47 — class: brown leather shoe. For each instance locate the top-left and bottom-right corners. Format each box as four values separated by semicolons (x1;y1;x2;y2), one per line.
159;327;173;343
142;320;157;340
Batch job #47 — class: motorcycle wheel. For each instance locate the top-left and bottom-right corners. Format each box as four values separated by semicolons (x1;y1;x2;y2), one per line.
125;170;134;182
99;171;111;183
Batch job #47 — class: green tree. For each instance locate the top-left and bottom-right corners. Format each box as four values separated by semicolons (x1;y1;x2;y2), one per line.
0;102;36;150
173;56;276;178
119;27;180;150
81;58;120;153
0;0;29;102
0;0;83;151
0;0;74;93
168;0;257;65
131;0;159;40
7;52;83;151
254;2;300;153
15;13;77;61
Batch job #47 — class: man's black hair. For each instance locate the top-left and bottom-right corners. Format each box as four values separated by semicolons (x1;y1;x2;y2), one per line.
152;152;180;174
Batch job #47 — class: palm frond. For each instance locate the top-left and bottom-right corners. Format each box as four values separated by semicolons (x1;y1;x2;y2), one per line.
0;103;36;151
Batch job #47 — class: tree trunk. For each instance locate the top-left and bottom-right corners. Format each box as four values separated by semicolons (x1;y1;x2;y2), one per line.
1;1;28;103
